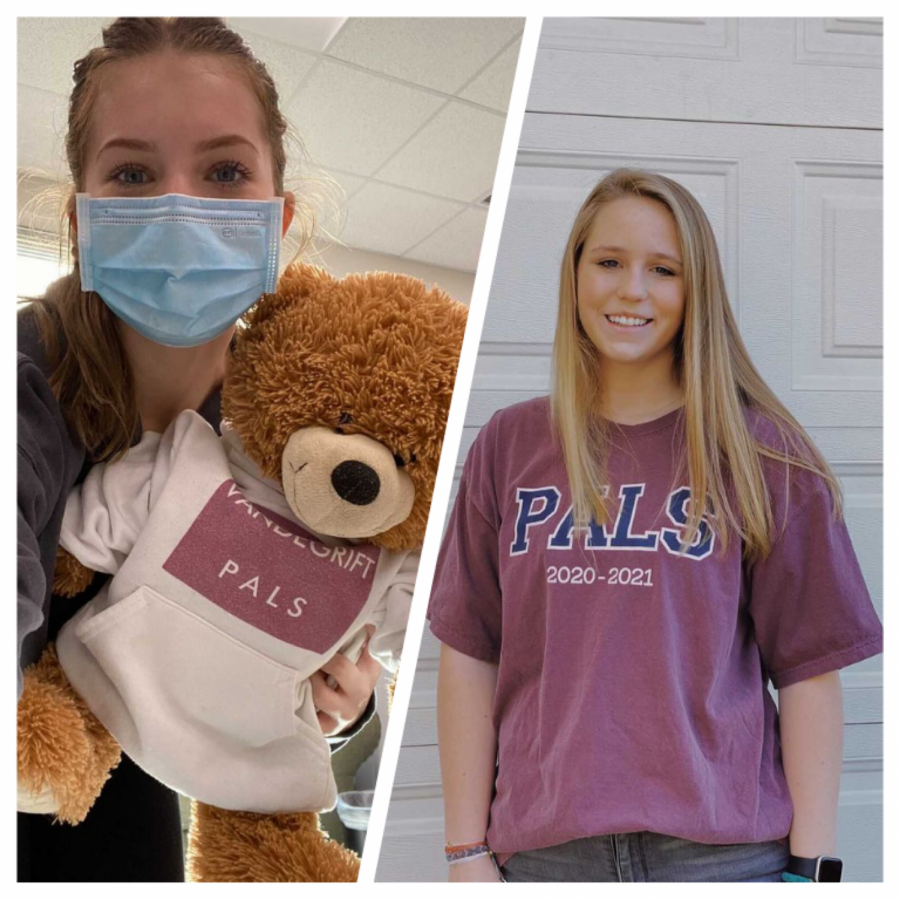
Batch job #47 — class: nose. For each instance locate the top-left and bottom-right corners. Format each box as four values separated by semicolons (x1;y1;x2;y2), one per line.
331;460;381;506
156;170;208;198
617;265;649;301
157;179;196;198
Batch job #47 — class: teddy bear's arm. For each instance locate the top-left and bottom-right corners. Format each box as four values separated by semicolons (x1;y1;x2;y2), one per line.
186;802;361;882
17;644;121;824
52;544;96;598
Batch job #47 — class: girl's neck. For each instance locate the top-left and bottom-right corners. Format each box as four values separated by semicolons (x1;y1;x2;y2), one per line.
119;321;234;434
596;352;683;425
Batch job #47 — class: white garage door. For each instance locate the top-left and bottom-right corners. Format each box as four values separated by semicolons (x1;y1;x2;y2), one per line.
377;17;883;883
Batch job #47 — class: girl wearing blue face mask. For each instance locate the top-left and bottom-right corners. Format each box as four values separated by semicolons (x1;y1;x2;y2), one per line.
17;18;380;882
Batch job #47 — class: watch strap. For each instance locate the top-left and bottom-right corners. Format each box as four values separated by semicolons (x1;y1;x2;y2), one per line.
782;872;814;882
787;855;819;879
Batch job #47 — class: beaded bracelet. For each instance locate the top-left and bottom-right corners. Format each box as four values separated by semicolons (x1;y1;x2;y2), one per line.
448;848;490;866
445;840;493;865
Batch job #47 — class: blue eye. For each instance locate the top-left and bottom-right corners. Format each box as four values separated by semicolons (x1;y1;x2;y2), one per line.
108;162;149;186
106;159;253;191
598;259;676;277
211;160;253;188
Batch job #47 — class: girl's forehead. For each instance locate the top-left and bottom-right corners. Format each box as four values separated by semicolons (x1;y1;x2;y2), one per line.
585;196;679;246
88;52;266;151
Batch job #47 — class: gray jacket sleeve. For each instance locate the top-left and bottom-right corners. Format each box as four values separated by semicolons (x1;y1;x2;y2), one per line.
17;334;85;698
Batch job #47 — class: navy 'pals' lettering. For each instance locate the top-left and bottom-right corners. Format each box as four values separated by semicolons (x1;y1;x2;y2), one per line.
609;484;659;551
511;487;560;555
549;505;575;549
660;486;715;559
586;485;611;548
510;482;715;562
547;503;615;550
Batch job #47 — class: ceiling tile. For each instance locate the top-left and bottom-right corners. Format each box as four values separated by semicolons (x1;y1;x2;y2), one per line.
312;170;367;241
405;206;489;273
227;18;347;54
18;84;70;178
326;169;368;202
325;18;524;95
284;60;444;176
458;37;522;111
376;102;505;202
338;182;464;257
225;30;318;108
17;18;110;95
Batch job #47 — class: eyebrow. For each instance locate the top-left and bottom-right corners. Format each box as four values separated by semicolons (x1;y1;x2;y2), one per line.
588;244;682;265
96;134;260;161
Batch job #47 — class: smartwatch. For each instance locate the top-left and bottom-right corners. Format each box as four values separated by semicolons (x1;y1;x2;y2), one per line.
785;854;844;882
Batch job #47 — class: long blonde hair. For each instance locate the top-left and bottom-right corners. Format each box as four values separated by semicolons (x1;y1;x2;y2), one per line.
551;168;842;563
20;17;323;463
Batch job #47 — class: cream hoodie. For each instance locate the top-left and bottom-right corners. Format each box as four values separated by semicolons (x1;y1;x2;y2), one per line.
57;410;417;814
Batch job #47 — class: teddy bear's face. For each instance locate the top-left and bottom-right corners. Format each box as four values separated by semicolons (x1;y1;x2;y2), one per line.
222;263;468;552
280;426;415;539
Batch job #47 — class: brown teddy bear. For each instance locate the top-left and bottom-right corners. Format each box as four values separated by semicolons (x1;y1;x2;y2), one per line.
17;262;468;882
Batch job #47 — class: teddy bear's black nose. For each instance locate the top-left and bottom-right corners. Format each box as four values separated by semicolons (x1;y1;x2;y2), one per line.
331;460;381;506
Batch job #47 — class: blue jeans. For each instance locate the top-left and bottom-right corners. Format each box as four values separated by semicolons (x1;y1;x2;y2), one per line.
499;832;790;882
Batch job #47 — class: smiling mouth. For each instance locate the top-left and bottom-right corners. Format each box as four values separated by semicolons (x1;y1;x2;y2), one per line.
605;314;653;328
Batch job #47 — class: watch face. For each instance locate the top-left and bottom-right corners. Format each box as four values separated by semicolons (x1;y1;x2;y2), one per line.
817;857;843;882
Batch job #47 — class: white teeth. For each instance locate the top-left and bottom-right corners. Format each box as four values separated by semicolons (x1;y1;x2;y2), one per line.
607;315;650;327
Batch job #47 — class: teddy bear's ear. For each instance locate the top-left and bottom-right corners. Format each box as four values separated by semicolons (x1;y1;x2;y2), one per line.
239;291;287;331
240;263;337;331
277;261;338;301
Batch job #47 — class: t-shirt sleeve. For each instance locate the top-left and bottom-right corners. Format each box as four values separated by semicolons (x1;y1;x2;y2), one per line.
426;419;503;664
745;474;883;690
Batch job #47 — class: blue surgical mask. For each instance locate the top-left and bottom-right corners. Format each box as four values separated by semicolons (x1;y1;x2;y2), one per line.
75;192;284;347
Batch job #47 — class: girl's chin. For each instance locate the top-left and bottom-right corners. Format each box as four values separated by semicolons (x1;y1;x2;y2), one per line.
589;337;663;364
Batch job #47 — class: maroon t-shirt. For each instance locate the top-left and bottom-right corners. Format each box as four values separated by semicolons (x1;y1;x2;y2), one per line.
428;396;882;861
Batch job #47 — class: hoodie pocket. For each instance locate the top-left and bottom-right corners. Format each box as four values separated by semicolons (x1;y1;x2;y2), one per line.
72;585;321;810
